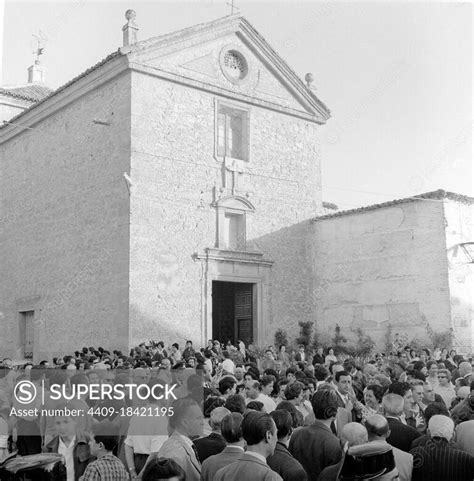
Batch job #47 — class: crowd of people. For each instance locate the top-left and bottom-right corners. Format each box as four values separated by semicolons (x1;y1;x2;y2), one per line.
0;340;474;480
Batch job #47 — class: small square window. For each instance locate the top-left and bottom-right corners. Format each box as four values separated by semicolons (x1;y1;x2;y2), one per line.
217;104;249;161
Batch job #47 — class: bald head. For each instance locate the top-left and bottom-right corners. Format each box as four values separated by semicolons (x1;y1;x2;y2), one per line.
341;422;368;447
365;414;389;440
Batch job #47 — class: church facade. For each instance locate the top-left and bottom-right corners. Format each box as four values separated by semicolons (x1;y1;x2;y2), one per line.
0;15;329;360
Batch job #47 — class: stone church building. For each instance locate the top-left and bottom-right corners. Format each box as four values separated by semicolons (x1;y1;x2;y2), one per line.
0;14;472;360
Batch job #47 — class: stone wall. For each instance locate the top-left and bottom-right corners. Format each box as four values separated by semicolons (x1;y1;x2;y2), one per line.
311;200;452;348
0;73;132;361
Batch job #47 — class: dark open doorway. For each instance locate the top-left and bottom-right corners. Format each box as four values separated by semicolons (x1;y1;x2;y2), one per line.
212;281;253;345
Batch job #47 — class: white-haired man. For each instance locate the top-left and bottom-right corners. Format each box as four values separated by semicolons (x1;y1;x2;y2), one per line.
410;415;474;481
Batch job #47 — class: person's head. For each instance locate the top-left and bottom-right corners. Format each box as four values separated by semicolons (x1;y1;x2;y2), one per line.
89;421;119;457
311;388;338;420
185;340;192;349
246;400;264;412
437;368;451;387
54;413;76;439
264;349;274;360
221;412;244;444
224;394;246;414
169;398;203;439
209;406;231;432
382;393;404;417
245;380;261;401
426;360;439;377
219;376;237;397
388;382;413;412
286;368;297;384
335;370;352;395
423;382;435;403
160;358;171;370
261;375;275;396
327;347;334;356
427;415;455;442
313;364;328;382
340;422;368;448
410;380;425;404
424;402;449;425
279;344;286;353
459;361;472;378
234;366;245;381
364;385;385;410
270;409;293;441
241;411;278;456
365;414;390;441
284;381;304;405
141;458;185;481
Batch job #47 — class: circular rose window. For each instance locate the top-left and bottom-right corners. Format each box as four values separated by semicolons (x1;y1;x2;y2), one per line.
220;47;249;84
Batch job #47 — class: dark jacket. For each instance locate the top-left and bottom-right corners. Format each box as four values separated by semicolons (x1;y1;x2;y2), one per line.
312;354;325;366
193;432;226;463
410;437;474;481
386;417;421;453
44;431;94;481
267;441;307;481
289;420;342;480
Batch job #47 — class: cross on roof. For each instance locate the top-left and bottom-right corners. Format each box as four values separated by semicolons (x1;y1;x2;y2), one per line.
31;31;47;63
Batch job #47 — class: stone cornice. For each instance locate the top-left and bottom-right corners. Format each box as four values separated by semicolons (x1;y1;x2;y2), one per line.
193;247;274;266
0;55;129;144
129;62;326;123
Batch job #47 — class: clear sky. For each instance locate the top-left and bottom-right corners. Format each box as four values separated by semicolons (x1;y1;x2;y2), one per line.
2;1;472;209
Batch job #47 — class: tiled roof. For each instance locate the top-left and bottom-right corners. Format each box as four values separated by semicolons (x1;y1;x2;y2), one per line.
313;190;474;221
0;84;54;102
0;52;121;130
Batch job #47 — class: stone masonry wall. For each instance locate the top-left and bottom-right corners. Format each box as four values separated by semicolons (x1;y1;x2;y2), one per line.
0;73;132;361
311;200;452;348
129;70;322;348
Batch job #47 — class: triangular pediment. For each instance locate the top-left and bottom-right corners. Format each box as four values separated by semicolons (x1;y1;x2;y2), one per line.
124;15;330;122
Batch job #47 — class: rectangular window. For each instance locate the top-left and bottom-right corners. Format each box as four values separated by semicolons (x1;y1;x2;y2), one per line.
19;310;35;359
223;212;245;250
217;104;249;161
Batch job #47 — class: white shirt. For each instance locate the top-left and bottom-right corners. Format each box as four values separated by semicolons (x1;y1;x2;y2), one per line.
58;436;76;481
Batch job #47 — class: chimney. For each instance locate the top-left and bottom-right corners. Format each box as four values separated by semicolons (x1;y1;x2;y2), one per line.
28;60;47;83
122;9;138;47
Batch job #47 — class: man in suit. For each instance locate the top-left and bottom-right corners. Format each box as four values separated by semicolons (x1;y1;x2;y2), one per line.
267;410;307;481
289;388;342;480
383;393;421;453
214;411;282;481
194;406;229;463
410;415;474;481
143;398;203;481
201;412;245;481
365;414;413;481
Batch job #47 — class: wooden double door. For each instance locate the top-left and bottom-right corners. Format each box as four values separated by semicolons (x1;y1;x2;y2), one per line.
212;281;253;346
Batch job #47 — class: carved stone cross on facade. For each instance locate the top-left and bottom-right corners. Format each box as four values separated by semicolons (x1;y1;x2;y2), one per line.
223;158;245;195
